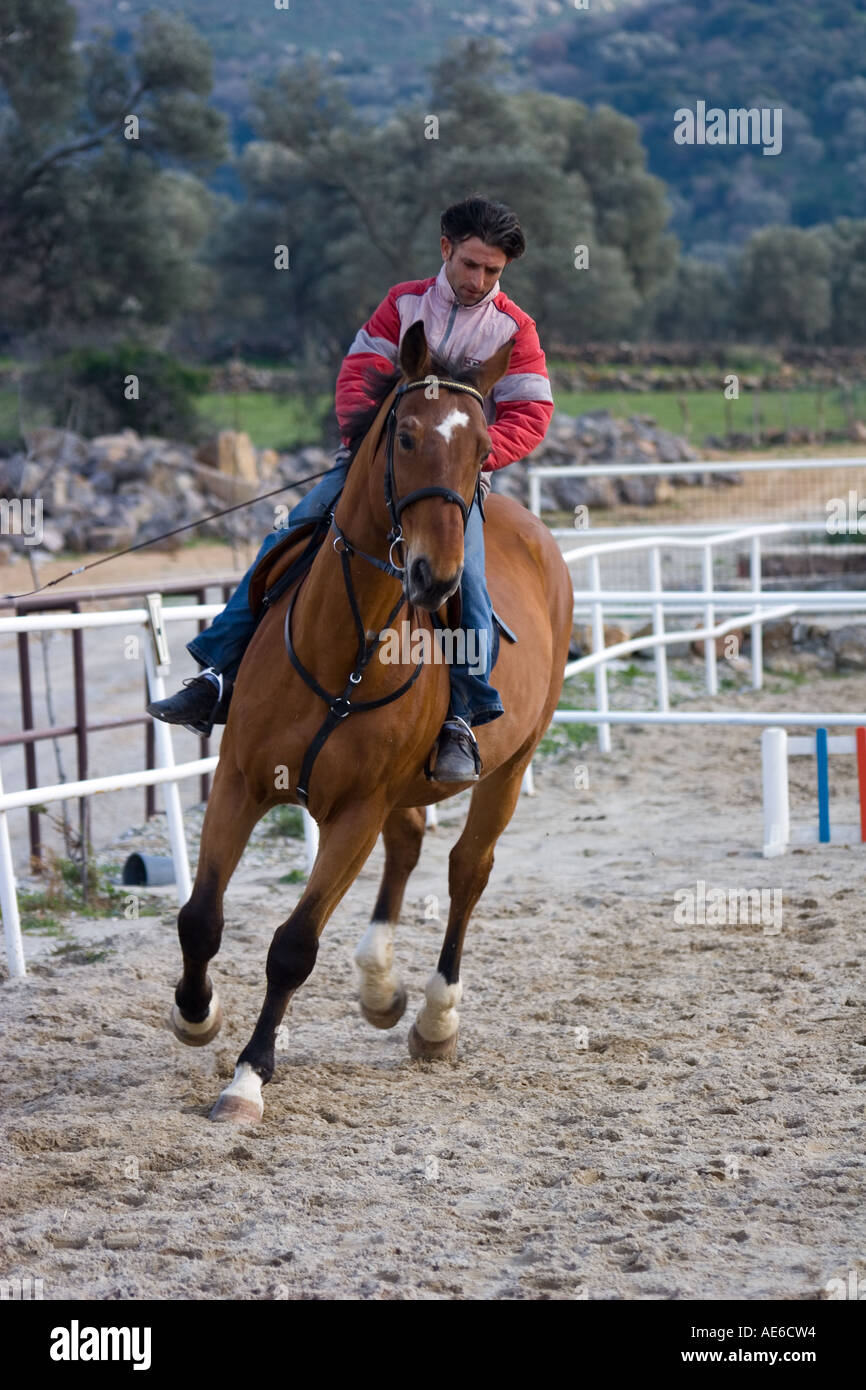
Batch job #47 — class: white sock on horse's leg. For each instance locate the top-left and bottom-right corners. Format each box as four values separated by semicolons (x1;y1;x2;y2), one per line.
414;971;462;1042
354;920;400;1012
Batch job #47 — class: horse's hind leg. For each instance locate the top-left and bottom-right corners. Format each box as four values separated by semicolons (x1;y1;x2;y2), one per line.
169;756;264;1046
409;752;529;1062
355;805;426;1029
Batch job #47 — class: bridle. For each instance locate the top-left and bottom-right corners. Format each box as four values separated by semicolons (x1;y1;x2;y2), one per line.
284;375;487;807
383;376;486;554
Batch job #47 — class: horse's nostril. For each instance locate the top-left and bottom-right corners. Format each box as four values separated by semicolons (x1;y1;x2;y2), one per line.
410;557;432;592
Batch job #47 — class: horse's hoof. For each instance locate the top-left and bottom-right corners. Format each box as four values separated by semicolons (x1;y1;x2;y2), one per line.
360;984;408;1030
209;1062;264;1125
209;1093;262;1125
168;994;222;1047
408;1023;459;1061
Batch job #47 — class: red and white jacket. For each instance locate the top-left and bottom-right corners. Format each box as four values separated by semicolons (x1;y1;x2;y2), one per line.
335;262;553;471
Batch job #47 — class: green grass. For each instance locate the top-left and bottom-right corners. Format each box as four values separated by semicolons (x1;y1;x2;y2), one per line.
197;391;330;449
264;805;306;839
6;366;865;454
553;386;866;442
17;854;159;933
278;868;307;884
196;383;866;451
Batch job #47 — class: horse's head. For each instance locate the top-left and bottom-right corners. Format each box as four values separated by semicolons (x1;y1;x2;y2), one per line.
377;320;514;610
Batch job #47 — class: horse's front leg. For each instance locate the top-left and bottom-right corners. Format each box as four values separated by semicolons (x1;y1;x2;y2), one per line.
211;797;388;1124
170;756;265;1046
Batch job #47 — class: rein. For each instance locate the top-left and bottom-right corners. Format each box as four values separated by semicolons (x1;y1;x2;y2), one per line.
285;376;485;808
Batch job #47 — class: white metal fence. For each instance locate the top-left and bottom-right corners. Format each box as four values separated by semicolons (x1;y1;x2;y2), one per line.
546;521;866;753
3;469;866;974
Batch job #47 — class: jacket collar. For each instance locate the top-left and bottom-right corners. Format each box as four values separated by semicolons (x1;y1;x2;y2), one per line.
434;260;500;310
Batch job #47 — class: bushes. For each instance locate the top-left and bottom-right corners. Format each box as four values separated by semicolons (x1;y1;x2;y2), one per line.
31;343;210;441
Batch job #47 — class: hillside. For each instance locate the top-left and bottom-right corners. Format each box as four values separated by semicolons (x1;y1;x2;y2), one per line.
527;0;866;251
62;0;866;254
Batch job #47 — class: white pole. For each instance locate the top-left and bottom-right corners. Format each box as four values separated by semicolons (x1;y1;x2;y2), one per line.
0;762;26;979
649;546;669;713
529;473;541;517
761;727;790;858
425;804;438;829
589;554;611;753
702;543;717;696
521;763;535;796
750;535;763;690
143;639;192;906
303;809;319;872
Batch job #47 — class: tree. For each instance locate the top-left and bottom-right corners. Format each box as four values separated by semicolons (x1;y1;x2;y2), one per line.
733;227;832;342
813;218;866;344
0;2;228;348
210;38;675;361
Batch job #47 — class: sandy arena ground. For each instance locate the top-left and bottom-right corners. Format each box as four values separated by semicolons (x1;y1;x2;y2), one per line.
1;666;865;1301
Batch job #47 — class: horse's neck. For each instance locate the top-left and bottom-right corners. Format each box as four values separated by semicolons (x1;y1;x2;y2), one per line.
293;390;405;680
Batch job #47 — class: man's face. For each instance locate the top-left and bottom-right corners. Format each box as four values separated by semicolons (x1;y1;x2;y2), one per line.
441;235;507;305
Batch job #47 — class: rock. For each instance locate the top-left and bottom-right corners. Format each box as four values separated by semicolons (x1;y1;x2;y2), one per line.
618;475;657;506
89;430;143;465
188;462;260;506
829;624;866;670
571;622;629;655
86;524;137;552
258;448;279;480
692;623;745;659
196;430;259;484
24;427;88;469
37;522;66;554
631;622;694;659
0;541;13;565
757;619;795;652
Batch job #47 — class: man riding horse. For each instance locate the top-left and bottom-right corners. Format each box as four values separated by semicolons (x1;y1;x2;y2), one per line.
147;195;554;781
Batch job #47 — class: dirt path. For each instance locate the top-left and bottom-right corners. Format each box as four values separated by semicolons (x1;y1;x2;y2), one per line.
1;672;864;1300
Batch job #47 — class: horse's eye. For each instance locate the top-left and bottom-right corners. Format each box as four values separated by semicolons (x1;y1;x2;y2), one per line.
398;433;414;450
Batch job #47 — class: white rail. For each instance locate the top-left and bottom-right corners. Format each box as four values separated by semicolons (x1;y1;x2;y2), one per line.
557;519;866;750
0;597;318;979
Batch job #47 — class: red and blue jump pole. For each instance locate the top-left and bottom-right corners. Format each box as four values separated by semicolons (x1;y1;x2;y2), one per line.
816;726;866;844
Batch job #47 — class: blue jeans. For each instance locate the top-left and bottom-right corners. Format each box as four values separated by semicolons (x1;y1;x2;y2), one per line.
187;460;504;728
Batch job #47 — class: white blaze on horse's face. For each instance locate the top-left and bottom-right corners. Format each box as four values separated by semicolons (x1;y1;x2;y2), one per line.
435;408;471;443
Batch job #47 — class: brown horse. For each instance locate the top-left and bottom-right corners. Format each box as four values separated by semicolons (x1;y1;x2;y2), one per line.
169;320;573;1124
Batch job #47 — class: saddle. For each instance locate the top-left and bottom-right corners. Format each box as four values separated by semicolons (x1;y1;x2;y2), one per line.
248;518;327;620
247;515;517;664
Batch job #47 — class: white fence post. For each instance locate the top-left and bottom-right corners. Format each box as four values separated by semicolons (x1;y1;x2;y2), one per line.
0;761;26;979
303;809;319;871
750;535;764;690
143;599;192;906
761;727;790;858
528;473;542;517
701;543;717;696
589;553;611;753
649;545;669;713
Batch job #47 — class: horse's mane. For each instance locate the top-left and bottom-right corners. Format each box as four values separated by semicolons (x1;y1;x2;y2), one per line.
343;354;483;462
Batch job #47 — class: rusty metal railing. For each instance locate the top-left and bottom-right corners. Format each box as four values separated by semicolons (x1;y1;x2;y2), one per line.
0;575;239;871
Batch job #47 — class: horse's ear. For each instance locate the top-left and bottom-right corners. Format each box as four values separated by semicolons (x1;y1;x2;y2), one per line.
474;337;515;398
400;319;431;380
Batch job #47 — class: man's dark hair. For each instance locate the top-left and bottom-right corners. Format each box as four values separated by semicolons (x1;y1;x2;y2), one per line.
440;196;526;260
